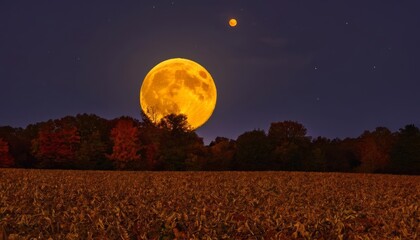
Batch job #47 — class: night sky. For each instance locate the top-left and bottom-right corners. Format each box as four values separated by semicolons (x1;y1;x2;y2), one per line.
1;1;420;143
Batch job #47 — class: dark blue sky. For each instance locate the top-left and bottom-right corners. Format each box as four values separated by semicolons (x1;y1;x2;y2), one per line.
1;1;419;143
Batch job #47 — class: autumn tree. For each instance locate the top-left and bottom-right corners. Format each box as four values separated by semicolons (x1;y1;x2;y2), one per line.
108;118;142;170
31;119;81;168
356;127;395;173
0;138;14;168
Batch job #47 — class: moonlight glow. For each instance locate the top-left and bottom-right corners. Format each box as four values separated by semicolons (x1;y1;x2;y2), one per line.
140;58;217;130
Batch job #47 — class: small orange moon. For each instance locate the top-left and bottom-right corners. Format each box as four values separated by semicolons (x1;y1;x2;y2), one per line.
229;18;237;27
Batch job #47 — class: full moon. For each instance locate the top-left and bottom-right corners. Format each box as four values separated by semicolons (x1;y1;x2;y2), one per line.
140;58;217;130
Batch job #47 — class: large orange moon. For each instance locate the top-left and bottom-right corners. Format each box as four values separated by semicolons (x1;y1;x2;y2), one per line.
140;58;217;130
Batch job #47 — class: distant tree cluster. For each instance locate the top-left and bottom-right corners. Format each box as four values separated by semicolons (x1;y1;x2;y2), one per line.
0;113;419;175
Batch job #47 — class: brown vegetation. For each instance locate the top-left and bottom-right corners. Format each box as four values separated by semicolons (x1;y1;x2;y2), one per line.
0;169;418;239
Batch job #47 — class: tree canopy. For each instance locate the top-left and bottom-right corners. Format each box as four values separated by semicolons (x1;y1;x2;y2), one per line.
0;114;418;175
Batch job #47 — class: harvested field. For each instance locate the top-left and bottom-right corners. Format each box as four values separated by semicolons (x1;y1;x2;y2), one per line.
0;169;418;239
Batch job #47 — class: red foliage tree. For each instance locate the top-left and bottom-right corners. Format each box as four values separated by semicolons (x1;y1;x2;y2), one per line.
32;121;80;168
0;138;14;168
108;118;141;169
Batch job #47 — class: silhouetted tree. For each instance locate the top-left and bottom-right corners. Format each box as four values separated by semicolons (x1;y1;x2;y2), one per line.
138;110;163;170
158;114;191;133
0;126;36;168
268;121;308;144
74;114;112;170
234;130;272;170
184;140;207;171
268;121;311;171
205;137;236;171
159;114;203;170
390;125;420;175
309;137;330;172
0;138;14;168
325;138;360;172
108;118;142;170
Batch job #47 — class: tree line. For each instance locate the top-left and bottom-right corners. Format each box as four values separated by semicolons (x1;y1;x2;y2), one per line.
0;113;419;174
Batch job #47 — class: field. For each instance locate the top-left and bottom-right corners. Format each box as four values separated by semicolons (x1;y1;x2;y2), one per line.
0;169;418;239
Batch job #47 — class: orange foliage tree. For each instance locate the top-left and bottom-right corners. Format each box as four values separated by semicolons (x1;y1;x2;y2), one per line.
357;127;394;173
108;118;141;170
32;120;80;168
0;138;14;168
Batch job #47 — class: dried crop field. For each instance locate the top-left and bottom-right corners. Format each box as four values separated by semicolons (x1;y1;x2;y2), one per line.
0;169;418;239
